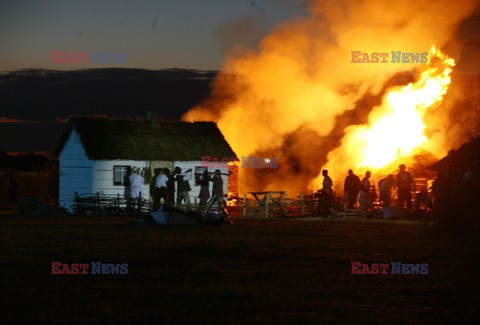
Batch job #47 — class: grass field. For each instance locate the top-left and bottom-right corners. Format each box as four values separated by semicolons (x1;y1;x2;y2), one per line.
1;215;479;323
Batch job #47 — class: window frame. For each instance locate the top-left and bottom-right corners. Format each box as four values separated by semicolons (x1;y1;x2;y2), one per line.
113;165;130;186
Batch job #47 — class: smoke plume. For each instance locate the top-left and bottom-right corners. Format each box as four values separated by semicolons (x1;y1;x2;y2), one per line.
184;0;478;193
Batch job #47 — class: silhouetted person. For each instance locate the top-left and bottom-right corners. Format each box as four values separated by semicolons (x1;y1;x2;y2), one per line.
164;168;175;206
379;174;395;207
197;169;210;207
123;167;132;200
206;169;224;213
359;171;372;210
317;169;333;217
151;168;160;210
396;164;414;210
174;167;192;208
129;167;145;209
344;169;361;208
322;169;333;197
153;168;168;210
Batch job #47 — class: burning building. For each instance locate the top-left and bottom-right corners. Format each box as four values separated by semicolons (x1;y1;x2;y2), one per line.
183;0;479;195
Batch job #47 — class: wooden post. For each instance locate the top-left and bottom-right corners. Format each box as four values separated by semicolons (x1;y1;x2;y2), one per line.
301;193;305;216
243;193;247;218
265;193;270;218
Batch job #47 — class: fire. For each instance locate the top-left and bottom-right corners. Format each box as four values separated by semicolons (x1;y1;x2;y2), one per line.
183;0;476;194
321;46;455;184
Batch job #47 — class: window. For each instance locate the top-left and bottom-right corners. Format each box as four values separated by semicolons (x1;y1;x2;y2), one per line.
113;165;130;186
194;166;208;186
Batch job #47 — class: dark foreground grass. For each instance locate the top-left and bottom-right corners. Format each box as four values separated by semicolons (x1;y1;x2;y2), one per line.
1;215;479;324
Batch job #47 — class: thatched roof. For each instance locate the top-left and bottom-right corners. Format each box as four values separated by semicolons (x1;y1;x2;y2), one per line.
428;136;480;172
53;117;237;161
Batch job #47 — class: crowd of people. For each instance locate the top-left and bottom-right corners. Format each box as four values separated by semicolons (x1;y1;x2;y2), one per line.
149;166;229;213
319;161;480;222
5;164;229;214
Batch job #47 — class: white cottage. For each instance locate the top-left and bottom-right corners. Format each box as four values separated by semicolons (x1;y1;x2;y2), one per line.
53;117;237;211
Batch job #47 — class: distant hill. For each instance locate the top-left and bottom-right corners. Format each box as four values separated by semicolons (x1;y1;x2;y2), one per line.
0;68;217;121
0;68;217;152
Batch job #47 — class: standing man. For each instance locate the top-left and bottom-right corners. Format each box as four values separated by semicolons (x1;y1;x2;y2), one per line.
322;169;333;197
151;168;160;210
153;168;168;210
344;169;361;208
129;167;145;209
206;169;224;213
317;169;333;217
197;169;211;207
359;171;372;210
164;168;175;206
379;174;395;207
396;164;414;210
174;167;192;208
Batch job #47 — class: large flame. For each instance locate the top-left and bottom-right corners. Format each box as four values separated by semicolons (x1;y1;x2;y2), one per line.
320;46;455;186
184;0;477;194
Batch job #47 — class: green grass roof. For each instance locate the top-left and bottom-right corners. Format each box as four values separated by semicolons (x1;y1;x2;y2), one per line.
53;117;237;161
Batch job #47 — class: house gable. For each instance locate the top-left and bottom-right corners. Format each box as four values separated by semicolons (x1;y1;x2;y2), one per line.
58;129;94;211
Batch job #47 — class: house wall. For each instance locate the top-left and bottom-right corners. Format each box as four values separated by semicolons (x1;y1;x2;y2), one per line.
59;130;94;211
173;161;230;203
60;152;231;211
92;160;229;205
91;160;150;200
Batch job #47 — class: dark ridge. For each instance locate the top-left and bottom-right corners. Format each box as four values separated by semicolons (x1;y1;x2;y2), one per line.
0;68;218;122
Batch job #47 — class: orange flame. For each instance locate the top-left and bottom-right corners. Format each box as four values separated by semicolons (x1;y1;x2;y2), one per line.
184;0;476;194
320;45;455;186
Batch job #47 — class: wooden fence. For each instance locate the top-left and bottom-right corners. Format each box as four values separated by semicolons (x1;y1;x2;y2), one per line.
70;191;367;219
238;192;366;219
72;192;151;216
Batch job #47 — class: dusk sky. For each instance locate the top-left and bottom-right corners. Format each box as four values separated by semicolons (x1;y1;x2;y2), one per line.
0;0;479;153
0;0;306;71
